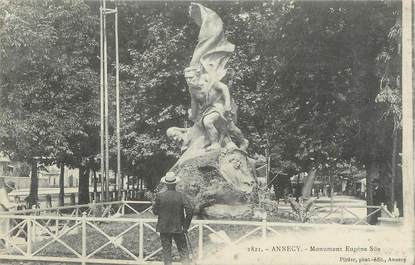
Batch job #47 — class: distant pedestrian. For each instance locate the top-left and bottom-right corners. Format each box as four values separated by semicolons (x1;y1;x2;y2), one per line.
268;175;279;203
153;172;193;265
370;179;386;225
0;181;18;211
0;181;18;247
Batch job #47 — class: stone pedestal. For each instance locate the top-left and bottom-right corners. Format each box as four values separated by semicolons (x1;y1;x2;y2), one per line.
157;147;258;218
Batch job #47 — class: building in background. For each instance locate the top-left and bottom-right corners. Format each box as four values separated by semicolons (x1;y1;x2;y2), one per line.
0;153;13;177
0;153;49;190
40;165;79;188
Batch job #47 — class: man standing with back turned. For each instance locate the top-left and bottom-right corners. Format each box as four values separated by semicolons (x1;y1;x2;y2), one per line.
153;172;193;265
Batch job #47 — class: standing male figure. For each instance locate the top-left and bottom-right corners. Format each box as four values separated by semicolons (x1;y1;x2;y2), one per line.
153;172;193;265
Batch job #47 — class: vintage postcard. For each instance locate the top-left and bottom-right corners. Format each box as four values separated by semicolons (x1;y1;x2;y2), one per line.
0;0;413;264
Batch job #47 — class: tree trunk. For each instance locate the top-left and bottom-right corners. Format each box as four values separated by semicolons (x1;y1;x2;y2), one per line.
126;175;130;200
302;169;317;199
28;160;38;208
366;161;380;224
78;165;90;205
295;174;300;202
100;172;104;202
93;169;97;200
59;163;65;206
390;130;397;210
120;172;124;200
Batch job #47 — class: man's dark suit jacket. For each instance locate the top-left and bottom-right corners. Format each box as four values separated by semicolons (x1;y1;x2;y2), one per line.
152;190;193;233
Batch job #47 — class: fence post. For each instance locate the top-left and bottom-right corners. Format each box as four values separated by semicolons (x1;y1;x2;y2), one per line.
81;212;87;265
262;218;267;240
380;203;387;217
32;213;37;244
55;210;59;235
139;219;144;262
121;199;125;216
340;206;344;224
198;222;203;262
27;216;32;256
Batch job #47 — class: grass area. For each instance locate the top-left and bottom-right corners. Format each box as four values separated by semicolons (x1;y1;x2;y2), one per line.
1;210;297;265
3;202;368;265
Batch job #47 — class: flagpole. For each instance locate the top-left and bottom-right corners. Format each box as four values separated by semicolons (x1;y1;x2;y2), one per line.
103;0;110;202
99;0;105;202
115;7;122;200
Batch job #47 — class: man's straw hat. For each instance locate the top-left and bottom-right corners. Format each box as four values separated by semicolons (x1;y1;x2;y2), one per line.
161;172;180;185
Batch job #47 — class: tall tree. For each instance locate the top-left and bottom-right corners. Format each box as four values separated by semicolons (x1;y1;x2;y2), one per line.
374;6;402;211
0;0;99;205
0;1;401;212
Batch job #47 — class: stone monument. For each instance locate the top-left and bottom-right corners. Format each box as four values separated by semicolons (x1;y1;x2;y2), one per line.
157;3;259;218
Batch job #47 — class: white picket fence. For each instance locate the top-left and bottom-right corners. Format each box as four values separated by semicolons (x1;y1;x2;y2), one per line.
0;200;396;265
309;203;395;225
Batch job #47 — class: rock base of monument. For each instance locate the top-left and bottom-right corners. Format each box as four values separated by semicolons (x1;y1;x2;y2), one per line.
156;147;259;219
202;204;253;219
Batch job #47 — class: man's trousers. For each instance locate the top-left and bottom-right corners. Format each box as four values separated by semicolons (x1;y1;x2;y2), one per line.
160;232;191;265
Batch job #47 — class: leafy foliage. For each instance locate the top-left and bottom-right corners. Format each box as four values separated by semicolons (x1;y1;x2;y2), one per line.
288;197;315;222
0;0;401;209
0;0;99;165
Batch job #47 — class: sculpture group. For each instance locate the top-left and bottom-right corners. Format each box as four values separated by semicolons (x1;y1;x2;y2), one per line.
168;3;248;155
163;3;258;217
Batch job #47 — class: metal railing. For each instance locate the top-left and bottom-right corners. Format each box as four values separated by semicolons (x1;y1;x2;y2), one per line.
4;200;152;218
0;200;399;264
308;203;395;225
0;212;385;265
5;198;397;225
11;189;146;207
